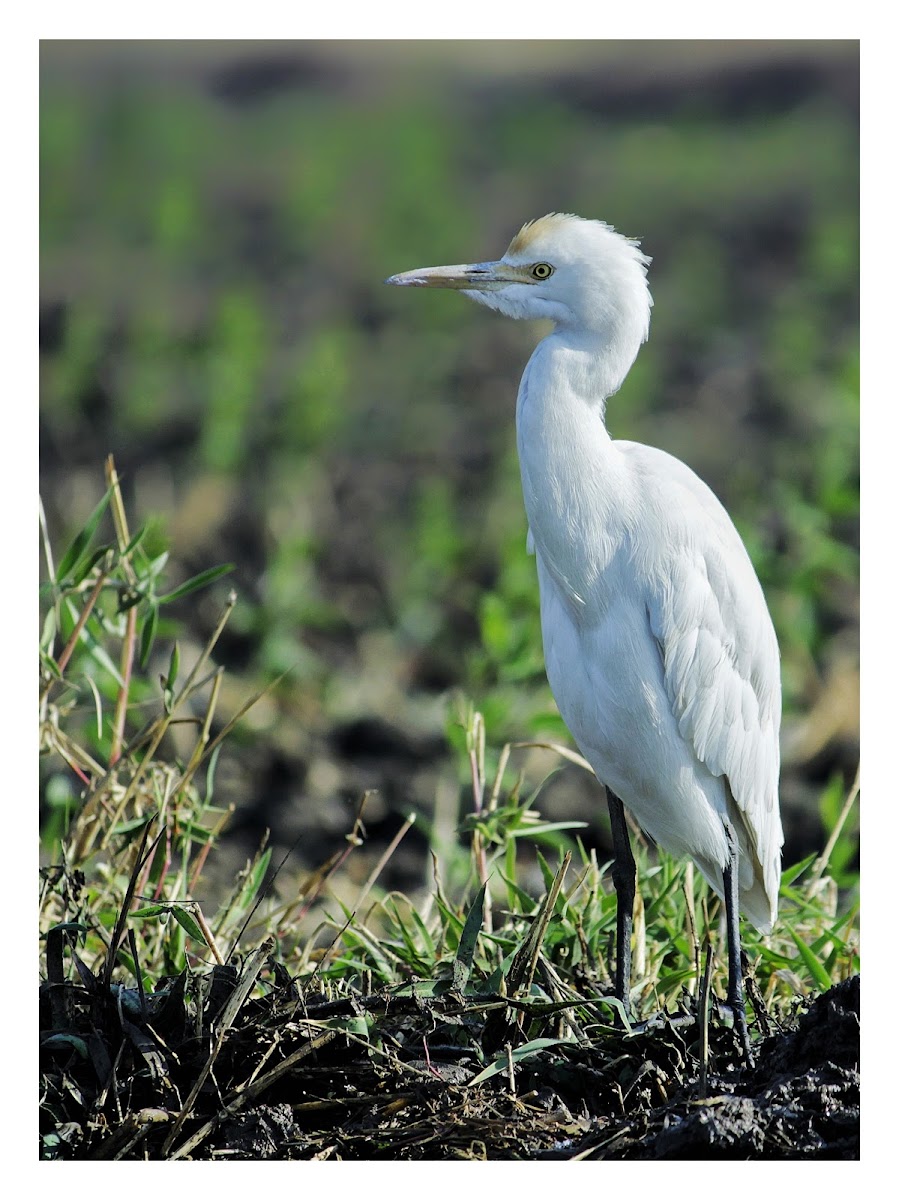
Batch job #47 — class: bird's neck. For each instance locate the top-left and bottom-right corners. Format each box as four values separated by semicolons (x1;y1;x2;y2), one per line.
517;328;629;436
515;330;637;598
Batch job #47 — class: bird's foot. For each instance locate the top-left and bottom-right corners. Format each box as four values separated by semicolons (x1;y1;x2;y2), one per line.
627;1009;697;1036
719;997;755;1064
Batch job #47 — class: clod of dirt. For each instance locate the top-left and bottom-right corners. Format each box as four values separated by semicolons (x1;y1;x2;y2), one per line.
578;976;859;1159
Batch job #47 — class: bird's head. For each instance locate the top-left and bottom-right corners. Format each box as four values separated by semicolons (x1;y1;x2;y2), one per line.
386;213;653;349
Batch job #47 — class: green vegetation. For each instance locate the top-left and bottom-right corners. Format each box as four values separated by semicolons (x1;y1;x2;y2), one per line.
39;525;859;1014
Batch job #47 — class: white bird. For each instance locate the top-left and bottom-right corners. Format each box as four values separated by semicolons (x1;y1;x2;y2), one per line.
386;213;783;1051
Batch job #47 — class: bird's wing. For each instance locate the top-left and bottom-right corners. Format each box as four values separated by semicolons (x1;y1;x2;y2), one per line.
621;443;783;918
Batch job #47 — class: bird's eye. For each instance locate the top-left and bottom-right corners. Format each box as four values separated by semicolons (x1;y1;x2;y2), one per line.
531;262;553;280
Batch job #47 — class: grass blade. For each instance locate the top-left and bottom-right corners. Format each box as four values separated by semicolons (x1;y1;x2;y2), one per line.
453;882;487;992
55;486;114;584
158;564;235;604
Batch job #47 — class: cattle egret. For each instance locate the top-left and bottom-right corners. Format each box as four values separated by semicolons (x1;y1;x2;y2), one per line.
386;213;783;1052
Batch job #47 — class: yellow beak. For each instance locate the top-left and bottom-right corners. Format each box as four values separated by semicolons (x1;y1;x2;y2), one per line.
385;261;518;290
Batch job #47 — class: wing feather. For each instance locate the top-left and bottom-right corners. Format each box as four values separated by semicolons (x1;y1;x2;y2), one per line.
625;445;784;928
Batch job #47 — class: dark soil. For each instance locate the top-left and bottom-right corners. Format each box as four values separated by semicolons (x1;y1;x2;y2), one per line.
40;949;859;1161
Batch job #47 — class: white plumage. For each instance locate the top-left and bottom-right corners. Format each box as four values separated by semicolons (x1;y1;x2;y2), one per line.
387;213;783;1033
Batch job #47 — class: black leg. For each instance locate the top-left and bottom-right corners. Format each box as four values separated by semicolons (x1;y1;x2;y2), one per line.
606;790;636;1017
723;822;753;1059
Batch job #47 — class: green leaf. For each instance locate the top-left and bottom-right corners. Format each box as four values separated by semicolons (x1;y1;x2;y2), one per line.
68;545;113;588
45;921;90;937
41;607;58;653
145;550;170;581
204;743;221;801
55;486;113;584
165;641;180;691
164;641;180;712
170;906;206;943
158;563;234;604
468;1037;570;1085
432;894;465;940
139;603;159;669
781;852;818;886
535;849;556;892
482;956;514;992
41;1033;90;1058
403;903;437;961
228;848;273;924
384;904;432;974
122;522;150;557
496;869;539;914
323;1015;372;1039
338;922;395;982
452;882;486;992
788;927;833;991
510;820;588;839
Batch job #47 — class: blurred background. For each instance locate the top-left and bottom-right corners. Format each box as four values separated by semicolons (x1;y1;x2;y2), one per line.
39;39;859;907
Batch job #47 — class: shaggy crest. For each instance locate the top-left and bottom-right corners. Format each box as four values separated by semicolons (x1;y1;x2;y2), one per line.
506;212;649;269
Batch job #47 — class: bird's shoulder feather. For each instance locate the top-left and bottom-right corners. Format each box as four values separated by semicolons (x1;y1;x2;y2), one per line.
617;440;784;900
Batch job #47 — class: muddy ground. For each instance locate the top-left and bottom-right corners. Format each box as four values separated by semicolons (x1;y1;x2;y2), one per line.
40;952;858;1161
